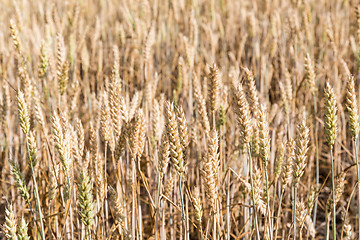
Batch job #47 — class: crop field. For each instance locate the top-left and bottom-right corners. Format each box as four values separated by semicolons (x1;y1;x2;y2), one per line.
1;0;360;239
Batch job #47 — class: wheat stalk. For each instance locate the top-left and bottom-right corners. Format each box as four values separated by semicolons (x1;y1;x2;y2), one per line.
324;82;338;240
192;187;203;239
292;119;309;240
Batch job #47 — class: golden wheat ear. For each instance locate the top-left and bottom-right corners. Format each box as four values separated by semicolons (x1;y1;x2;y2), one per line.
232;81;251;148
304;53;317;95
201;128;219;213
78;170;95;228
282;139;294;190
17;217;30;240
208;63;221;114
326;171;346;212
10;161;30;203
324;82;337;147
242;67;259;116
258;104;270;168
17;90;30;136
193;73;210;136
346;75;359;140
292;119;309;187
165;101;184;174
38;40;49;79
176;104;190;162
100;91;111;143
4;203;17;240
159;133;170;180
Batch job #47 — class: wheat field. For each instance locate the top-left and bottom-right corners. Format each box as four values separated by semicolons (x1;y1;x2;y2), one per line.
2;0;360;239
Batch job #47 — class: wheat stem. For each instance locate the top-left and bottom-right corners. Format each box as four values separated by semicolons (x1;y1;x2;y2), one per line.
313;94;319;227
355;137;360;240
248;145;260;240
265;171;273;240
330;147;336;240
155;172;161;240
26;141;45;240
274;189;284;239
325;209;330;240
293;186;297;240
104;141;108;238
179;174;185;221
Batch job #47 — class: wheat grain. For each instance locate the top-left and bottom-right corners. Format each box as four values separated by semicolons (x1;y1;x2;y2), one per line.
78;170;95;229
4;203;17;240
293;119;309;187
17;217;30;240
346;75;359;139
165;102;184;174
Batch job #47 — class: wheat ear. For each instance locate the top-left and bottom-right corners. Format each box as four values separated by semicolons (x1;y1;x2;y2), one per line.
4;203;17;240
16;90;30;136
56;33;68;96
193;73;210;136
78;170;95;239
17;217;30;240
232;82;252;148
304;53;317;95
38;40;49;78
165;102;184;174
208;63;221;116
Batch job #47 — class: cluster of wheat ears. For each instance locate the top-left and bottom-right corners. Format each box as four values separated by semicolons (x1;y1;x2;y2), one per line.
4;0;360;239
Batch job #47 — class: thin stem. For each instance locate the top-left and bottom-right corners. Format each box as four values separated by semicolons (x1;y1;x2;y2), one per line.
26;141;45;240
200;225;203;240
179;174;185;221
330;147;336;240
271;180;277;223
170;200;174;240
248;145;260;240
179;174;187;239
87;226;92;240
131;156;136;240
293;186;297;240
242;150;247;239
274;190;284;239
325;210;329;240
340;181;357;239
28;200;42;236
104;141;108;238
48;202;51;239
354;137;360;240
222;124;231;240
155;173;161;240
265;171;273;240
64;170;71;204
213;212;216;240
30;165;46;240
104;142;108;180
313;94;319;226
